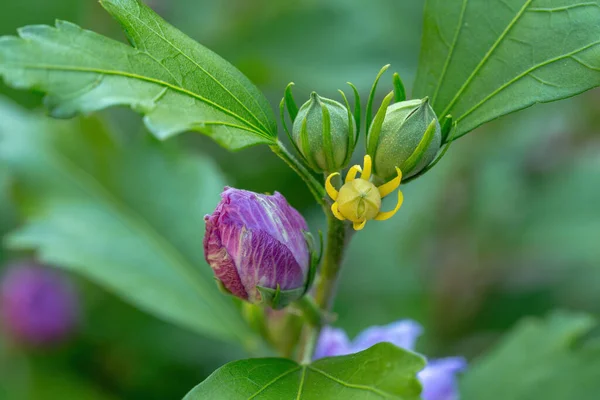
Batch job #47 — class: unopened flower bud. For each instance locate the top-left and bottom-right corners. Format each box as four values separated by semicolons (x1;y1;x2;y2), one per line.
368;98;442;181
0;261;80;347
204;187;312;309
292;92;356;173
337;177;382;222
326;155;404;231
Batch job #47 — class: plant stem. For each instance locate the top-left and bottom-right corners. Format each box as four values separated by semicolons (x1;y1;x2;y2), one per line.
270;140;326;207
270;141;351;362
296;206;352;363
299;327;319;364
293;296;324;328
314;210;350;311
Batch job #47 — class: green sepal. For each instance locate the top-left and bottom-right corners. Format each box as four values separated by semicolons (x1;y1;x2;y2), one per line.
403;121;458;184
316;230;324;265
256;285;304;310
338;89;357;167
279;85;308;165
320;102;336;172
284;82;299;122
440;114;453;143
392;72;407;102
401;117;437;175
302;230;323;295
279;97;294;149
299;117;313;168
365;64;391;140
366;91;395;157
347;82;361;143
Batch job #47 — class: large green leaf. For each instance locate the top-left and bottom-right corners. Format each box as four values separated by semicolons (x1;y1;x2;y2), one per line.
184;343;425;399
414;0;600;140
461;312;600;400
0;96;253;344
0;0;277;150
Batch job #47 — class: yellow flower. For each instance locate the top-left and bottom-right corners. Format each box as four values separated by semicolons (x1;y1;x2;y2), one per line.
325;155;403;231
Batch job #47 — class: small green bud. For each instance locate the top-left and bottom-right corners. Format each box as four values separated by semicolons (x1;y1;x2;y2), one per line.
368;98;442;181
292;92;356;173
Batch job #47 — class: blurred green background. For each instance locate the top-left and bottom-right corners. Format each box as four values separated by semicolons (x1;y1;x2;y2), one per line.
1;0;599;399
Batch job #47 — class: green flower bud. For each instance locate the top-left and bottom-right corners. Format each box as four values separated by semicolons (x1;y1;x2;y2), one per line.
292;92;356;173
368;98;442;181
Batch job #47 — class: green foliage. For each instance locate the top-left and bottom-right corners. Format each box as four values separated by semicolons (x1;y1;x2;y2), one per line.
0;335;21;399
0;0;277;150
2;0;600;398
414;0;600;140
191;0;425;93
461;312;600;400
184;343;425;399
0;0;90;108
0;96;253;344
0;166;16;264
22;364;118;400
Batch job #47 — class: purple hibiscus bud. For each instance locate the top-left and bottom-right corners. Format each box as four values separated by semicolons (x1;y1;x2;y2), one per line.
419;357;467;400
0;261;80;346
314;319;466;400
204;187;310;307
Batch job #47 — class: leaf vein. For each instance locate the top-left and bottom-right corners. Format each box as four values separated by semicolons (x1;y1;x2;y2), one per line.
527;3;599;12
431;0;469;107
117;5;273;135
124;22;183;86
571;54;600;71
528;72;560;88
307;366;394;399
10;63;269;139
441;0;534;117
247;366;301;399
456;40;600;124
296;366;307;400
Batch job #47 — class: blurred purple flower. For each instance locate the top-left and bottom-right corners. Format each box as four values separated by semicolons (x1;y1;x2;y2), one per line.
313;326;352;360
315;319;466;400
419;357;467;400
352;320;423;353
204;187;310;305
0;261;79;346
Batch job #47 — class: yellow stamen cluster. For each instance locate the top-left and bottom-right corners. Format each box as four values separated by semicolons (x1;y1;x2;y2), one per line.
326;155;403;231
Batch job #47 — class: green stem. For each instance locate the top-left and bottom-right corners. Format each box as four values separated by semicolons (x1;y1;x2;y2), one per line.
298;327;319;364
270;140;326;207
296;206;352;363
314;209;351;311
293;296;324;327
270;141;351;362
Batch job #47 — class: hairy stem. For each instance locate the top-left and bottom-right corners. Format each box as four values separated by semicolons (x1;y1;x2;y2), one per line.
270;140;326;207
